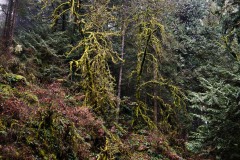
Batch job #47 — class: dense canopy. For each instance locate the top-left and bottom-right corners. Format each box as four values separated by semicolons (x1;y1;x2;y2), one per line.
0;0;239;159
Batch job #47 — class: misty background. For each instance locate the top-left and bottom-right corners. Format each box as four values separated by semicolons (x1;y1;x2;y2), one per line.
0;0;7;28
0;0;7;4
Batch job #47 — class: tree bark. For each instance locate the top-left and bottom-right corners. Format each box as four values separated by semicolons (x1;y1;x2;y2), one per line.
116;21;126;122
153;61;158;126
2;0;18;50
62;12;66;31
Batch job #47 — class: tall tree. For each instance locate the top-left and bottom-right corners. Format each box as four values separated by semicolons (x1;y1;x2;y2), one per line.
50;0;120;121
115;0;130;122
2;0;18;49
125;0;185;129
116;20;126;122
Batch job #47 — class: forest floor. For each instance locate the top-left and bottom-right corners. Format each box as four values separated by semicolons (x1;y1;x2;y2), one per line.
0;51;205;159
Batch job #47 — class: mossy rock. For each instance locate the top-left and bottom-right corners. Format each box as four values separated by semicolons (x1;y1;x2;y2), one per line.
0;120;6;130
0;83;14;96
8;58;21;73
13;90;39;105
0;120;7;142
0;66;7;83
22;92;39;105
3;73;29;86
0;66;6;74
130;152;151;160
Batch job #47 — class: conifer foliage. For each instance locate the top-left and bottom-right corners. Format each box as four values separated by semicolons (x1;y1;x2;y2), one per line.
0;0;240;159
187;63;240;159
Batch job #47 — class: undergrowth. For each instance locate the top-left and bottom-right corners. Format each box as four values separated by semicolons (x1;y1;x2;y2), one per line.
0;35;187;160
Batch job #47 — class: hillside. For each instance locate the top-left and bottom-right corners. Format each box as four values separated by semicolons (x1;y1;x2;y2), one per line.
0;0;240;160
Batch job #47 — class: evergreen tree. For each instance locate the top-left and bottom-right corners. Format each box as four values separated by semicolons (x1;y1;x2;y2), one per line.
187;63;240;159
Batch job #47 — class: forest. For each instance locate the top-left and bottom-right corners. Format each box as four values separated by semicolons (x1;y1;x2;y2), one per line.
0;0;239;159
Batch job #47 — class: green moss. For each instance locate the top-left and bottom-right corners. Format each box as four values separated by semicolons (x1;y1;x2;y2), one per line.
0;83;14;96
0;65;6;74
0;66;7;83
13;90;39;105
0;120;5;130
3;73;29;86
23;92;39;105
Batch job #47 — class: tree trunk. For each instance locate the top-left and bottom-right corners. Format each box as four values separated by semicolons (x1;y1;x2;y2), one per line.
61;2;68;31
62;12;66;31
116;21;126;122
2;0;18;50
153;61;158;126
